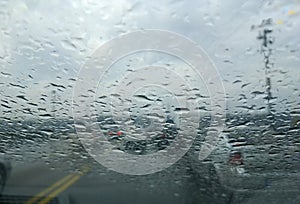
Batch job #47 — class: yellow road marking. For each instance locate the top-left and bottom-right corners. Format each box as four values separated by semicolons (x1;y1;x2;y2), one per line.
25;173;75;204
25;166;91;204
80;166;91;174
37;174;81;204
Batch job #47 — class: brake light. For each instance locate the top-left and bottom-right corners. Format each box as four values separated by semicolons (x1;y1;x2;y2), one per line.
117;131;122;136
108;131;113;135
229;152;243;165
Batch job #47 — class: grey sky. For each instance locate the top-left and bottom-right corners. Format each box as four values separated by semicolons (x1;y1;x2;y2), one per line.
0;0;299;118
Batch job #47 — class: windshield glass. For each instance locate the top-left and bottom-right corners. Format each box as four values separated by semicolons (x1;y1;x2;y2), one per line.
0;0;300;203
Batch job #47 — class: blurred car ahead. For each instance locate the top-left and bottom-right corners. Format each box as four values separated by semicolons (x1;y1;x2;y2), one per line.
97;115;178;154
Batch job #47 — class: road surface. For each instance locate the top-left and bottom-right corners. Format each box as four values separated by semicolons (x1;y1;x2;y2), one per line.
1;138;231;204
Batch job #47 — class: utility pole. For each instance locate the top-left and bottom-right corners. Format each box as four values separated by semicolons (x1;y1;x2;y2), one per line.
52;90;56;118
51;90;56;139
257;28;273;116
255;19;274;117
252;18;276;131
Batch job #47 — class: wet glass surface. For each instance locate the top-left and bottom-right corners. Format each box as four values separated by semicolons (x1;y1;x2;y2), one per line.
0;0;300;203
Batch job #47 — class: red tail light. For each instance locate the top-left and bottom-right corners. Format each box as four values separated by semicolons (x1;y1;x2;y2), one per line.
108;131;113;135
229;152;243;165
117;131;122;136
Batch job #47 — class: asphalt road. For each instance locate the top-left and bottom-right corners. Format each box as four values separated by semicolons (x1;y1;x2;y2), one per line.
1;138;232;204
2;137;300;204
2;163;231;204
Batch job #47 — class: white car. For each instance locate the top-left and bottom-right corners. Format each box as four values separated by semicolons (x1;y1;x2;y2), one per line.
210;114;300;192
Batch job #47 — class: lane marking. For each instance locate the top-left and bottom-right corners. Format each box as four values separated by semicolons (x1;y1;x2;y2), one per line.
25;166;91;204
25;173;75;204
37;174;81;204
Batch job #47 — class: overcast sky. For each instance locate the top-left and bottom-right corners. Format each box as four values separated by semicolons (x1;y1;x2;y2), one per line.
0;0;299;118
